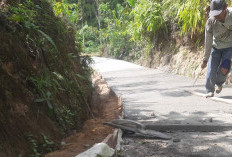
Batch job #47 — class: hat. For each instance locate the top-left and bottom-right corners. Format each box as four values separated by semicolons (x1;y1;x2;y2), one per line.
209;0;227;17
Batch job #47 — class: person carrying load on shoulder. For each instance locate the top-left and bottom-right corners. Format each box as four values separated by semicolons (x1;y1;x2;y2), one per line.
201;0;232;97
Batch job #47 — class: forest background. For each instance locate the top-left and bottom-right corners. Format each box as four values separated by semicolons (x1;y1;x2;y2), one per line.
58;0;232;78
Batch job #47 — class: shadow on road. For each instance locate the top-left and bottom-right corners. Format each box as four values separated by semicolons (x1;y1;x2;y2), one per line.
219;96;232;99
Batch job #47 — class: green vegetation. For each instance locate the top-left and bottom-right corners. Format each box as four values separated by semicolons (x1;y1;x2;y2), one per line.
0;0;92;156
27;134;55;157
28;135;41;157
128;0;166;41
177;0;208;37
60;0;213;60
52;0;79;24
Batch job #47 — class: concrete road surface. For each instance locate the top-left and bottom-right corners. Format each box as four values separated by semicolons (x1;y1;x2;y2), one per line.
92;57;232;157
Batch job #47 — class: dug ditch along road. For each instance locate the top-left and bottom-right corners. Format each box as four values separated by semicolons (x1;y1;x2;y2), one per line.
92;57;232;157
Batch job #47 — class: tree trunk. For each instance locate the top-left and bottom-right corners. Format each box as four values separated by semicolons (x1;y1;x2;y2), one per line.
94;0;102;45
82;19;85;47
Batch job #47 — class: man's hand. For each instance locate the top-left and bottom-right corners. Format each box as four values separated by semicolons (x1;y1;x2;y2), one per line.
201;60;207;69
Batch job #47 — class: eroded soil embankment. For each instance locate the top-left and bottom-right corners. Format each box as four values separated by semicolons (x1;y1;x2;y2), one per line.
46;71;122;157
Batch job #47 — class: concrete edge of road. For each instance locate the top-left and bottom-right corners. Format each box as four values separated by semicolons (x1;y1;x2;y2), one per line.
185;89;232;104
144;124;232;132
76;70;124;157
76;128;123;157
100;93;124;156
99;72;124;154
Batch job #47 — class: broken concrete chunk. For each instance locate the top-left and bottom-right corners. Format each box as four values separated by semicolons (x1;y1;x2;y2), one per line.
76;143;115;157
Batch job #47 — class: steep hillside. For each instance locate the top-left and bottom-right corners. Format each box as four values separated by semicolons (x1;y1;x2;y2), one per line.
0;0;92;156
135;31;232;84
135;32;206;77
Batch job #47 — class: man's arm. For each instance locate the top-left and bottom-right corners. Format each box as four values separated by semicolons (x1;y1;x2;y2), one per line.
202;19;213;69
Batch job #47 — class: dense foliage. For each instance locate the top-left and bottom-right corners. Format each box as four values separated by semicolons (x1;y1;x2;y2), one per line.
60;0;215;60
0;0;92;156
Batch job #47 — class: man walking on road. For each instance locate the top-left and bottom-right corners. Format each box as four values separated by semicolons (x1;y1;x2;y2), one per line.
201;0;232;97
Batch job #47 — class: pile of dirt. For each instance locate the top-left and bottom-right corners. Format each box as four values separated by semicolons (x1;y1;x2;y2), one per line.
46;71;122;157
